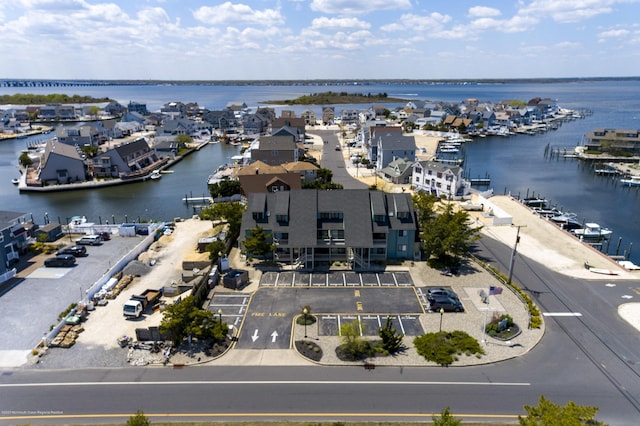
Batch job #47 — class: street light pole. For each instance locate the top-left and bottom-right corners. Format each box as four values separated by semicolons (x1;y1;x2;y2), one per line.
302;307;308;339
439;308;444;332
507;225;526;285
217;308;222;326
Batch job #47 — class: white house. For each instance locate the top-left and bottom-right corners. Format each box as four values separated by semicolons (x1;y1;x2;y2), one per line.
412;160;468;198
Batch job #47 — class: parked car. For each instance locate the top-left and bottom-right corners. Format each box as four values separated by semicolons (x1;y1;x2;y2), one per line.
428;295;464;312
56;245;87;257
98;232;111;241
335;144;341;151
427;287;459;301
44;254;76;267
75;235;102;245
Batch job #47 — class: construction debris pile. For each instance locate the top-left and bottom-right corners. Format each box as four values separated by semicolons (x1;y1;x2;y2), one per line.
49;324;84;348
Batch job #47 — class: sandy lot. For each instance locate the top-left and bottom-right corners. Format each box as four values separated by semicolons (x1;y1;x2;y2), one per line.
77;218;215;349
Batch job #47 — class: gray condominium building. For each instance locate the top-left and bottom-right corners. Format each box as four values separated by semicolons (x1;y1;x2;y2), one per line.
239;189;419;270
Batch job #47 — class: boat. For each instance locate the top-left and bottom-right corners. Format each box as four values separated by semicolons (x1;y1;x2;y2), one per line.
620;176;640;187
11;177;20;185
550;213;583;231
572;223;613;240
522;197;548;208
149;170;162;180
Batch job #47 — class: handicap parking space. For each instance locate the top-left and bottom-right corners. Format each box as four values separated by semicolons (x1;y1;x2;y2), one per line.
276;271;294;286
393;271;414;286
327;272;344;286
293;272;312;286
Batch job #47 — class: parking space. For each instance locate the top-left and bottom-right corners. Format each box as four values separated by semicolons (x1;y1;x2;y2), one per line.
318;313;424;337
207;293;251;329
258;271;415;288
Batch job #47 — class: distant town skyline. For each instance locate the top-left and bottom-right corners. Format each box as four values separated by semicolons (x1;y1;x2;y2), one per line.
2;0;639;81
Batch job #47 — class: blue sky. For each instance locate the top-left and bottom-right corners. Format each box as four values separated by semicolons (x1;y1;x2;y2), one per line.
1;0;639;80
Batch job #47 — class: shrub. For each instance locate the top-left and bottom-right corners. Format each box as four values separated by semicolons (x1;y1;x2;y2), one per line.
414;331;485;366
126;410;151;426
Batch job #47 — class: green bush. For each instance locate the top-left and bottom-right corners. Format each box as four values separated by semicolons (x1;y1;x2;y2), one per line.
414;331;485;366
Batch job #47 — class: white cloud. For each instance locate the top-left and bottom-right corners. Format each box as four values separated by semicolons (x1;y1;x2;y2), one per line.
381;13;451;33
468;6;502;18
193;2;284;26
310;0;411;15
598;28;630;38
516;0;630;24
311;17;370;30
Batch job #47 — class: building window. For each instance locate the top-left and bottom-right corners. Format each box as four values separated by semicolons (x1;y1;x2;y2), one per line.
398;244;407;252
398;230;407;237
271;150;278;157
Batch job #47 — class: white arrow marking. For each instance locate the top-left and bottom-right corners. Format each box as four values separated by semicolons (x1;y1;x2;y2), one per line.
271;331;278;342
251;329;259;342
605;283;616;287
622;295;633;299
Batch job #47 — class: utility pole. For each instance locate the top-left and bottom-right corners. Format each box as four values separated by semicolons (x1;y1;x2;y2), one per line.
507;224;526;285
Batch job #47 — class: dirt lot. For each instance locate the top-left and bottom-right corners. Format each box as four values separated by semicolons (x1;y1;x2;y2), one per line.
73;218;215;350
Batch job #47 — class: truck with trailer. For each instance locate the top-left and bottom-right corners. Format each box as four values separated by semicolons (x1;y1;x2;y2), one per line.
123;289;162;318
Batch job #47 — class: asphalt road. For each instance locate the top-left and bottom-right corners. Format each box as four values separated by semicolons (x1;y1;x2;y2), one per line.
313;129;368;189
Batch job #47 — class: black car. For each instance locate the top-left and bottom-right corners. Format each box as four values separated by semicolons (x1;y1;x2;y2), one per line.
44;254;76;267
427;287;459;300
428;295;464;312
98;232;111;241
57;245;87;257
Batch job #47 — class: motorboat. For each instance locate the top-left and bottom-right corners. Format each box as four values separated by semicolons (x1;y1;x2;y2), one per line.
572;222;613;240
522;197;548;209
11;177;20;185
149;170;162;180
550;212;583;231
620;175;640;187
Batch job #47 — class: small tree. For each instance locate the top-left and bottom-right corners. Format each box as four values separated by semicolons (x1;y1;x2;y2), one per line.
208;179;242;199
87;105;100;118
242;226;276;259
432;406;462;426
519;395;605;426
19;151;33;168
378;316;403;354
159;296;196;345
126;410;151;426
339;319;368;360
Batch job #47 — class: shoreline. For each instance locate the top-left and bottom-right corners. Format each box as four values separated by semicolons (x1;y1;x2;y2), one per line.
17;140;209;193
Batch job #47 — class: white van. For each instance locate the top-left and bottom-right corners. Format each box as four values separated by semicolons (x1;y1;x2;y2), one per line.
75;234;102;246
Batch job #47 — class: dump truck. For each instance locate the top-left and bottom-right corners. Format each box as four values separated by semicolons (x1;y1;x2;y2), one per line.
123;289;162;318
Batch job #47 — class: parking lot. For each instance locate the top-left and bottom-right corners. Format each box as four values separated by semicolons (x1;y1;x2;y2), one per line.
205;272;427;350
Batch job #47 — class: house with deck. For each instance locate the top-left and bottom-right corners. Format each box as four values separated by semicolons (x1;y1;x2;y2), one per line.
412;160;467;198
239;189;419;269
0;211;29;284
35;140;87;185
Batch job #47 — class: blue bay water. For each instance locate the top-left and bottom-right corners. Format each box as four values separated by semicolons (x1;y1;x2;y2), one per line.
1;80;640;263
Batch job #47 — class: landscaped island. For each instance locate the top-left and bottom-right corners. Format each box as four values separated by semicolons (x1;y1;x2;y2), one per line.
0;93;111;105
263;91;407;105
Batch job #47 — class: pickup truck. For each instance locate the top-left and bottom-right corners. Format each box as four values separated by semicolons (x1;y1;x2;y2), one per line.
123;289;162;318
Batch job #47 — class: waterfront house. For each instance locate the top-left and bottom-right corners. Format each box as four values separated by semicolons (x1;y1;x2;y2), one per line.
55;124;101;146
0;211;29;284
242;112;271;136
92;138;162;179
583;129;640;154
251;135;300;165
36;140;87;185
322;107;335;125
300;109;317;126
127;101;148;115
161;102;187;119
372;130;416;170
202;109;237;132
104;101;126;116
412;160;467;198
121;111;147;125
239;189;419;269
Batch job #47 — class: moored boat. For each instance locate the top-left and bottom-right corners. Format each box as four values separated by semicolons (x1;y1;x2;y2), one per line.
149;170;162;180
11;177;20;185
572;222;613;240
620;175;640;187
